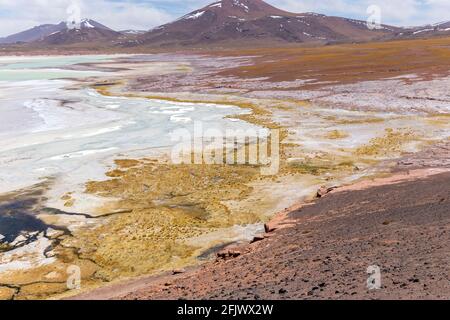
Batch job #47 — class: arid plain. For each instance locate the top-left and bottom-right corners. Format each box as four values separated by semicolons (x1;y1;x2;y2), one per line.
0;36;449;300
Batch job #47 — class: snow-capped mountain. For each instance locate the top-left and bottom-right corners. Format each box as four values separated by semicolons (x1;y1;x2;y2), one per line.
135;0;398;47
2;1;447;48
37;19;120;45
0;19;119;45
396;20;450;38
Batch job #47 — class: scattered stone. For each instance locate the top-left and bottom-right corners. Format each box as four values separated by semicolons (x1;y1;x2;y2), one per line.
217;249;241;260
172;269;186;275
250;235;265;244
264;223;276;233
317;186;337;198
46;228;65;239
10;235;27;246
408;277;420;283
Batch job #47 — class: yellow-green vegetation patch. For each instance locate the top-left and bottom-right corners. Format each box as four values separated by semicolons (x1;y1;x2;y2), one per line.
61;192;75;207
63;199;75;208
0;287;16;300
114;159;141;169
90;81;124;96
325;116;386;125
0;242;11;253
425;113;450;127
0;257;98;300
16;282;69;300
72;161;265;280
324;130;350;140
355;128;416;157
287;158;357;176
176;65;193;72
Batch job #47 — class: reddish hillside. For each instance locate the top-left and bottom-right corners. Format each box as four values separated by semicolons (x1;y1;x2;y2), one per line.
135;0;397;47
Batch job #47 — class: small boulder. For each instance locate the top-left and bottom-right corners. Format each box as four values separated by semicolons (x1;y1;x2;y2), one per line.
217;249;241;261
172;269;186;275
250;235;265;244
316;186;337;198
264;223;276;233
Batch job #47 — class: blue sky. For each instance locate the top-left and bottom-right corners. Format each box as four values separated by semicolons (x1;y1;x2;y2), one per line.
1;0;449;37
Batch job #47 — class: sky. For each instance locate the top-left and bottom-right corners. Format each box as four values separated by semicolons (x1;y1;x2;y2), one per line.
0;0;449;37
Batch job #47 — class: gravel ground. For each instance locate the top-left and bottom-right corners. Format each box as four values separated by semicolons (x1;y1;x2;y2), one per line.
72;143;450;300
115;170;449;300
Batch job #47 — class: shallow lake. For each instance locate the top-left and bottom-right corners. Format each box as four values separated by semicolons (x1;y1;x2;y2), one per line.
0;55;262;199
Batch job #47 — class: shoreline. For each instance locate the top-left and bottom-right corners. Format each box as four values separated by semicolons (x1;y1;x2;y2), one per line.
69;161;450;300
69;139;450;300
1;48;449;300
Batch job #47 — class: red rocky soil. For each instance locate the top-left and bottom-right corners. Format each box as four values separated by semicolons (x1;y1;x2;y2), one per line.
73;142;450;300
114;170;449;300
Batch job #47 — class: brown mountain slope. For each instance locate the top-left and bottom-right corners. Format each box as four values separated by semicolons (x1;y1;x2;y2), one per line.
134;0;397;47
0;22;67;44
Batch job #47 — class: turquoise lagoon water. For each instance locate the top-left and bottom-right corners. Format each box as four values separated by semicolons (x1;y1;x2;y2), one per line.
0;55;262;196
0;55;114;81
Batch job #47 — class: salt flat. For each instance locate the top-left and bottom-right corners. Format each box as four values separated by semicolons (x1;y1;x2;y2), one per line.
0;55;258;198
0;52;448;300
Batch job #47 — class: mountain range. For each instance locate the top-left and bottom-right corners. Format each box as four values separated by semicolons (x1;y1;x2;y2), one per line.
134;0;398;47
0;19;122;45
0;22;67;44
400;20;450;38
0;0;449;47
38;19;120;45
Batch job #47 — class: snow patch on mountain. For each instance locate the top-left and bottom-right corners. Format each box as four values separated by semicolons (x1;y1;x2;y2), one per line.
184;11;206;20
209;2;222;8
233;0;249;13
